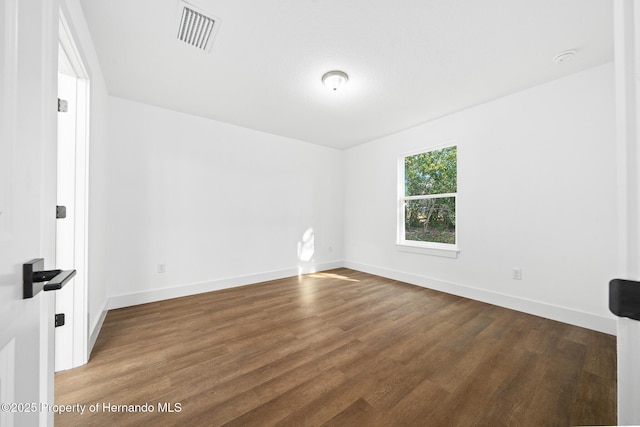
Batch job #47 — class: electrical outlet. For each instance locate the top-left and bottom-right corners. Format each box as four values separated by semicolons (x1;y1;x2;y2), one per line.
158;263;166;274
512;268;522;280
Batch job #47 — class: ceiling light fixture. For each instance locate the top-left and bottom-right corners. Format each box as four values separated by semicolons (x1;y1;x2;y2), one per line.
553;50;576;64
322;70;349;91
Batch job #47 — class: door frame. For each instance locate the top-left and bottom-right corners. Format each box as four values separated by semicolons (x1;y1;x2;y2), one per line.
57;9;90;369
614;0;640;424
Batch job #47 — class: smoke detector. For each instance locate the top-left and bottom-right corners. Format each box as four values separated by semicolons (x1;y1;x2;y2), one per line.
553;50;577;64
176;1;221;52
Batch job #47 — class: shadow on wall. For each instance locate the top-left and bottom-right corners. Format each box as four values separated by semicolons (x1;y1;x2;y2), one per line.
297;227;315;275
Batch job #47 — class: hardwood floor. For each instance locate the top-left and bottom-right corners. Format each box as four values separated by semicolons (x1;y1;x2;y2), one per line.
55;269;616;426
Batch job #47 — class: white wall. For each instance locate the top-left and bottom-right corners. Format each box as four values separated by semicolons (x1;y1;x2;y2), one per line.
344;63;618;334
61;0;110;347
106;97;344;308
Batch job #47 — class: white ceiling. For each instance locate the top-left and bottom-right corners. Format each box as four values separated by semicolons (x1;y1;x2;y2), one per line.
79;0;613;150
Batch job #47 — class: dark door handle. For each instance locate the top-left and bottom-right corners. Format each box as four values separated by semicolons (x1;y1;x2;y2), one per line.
42;269;76;291
23;258;76;299
609;278;640;321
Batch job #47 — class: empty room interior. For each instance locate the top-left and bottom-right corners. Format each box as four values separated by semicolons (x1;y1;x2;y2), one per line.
41;0;640;425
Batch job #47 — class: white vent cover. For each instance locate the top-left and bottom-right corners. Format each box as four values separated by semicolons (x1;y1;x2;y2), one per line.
177;1;220;52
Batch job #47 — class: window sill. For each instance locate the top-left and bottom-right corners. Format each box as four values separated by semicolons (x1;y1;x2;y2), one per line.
396;243;459;259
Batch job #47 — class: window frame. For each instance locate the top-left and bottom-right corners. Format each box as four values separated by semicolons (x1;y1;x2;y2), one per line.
397;142;459;257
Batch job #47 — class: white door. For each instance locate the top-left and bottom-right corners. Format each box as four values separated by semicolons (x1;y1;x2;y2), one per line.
0;0;59;426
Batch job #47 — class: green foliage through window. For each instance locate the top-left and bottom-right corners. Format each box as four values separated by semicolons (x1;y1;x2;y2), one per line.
402;146;457;245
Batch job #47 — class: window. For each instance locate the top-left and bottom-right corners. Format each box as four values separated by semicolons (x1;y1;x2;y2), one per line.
399;144;457;251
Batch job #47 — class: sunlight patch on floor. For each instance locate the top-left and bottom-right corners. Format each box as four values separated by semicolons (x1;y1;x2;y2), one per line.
306;272;359;282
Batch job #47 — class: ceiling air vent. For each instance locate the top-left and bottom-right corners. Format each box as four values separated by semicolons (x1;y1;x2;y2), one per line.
176;1;220;52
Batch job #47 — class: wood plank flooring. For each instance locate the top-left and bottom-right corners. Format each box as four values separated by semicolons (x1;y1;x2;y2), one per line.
55;269;616;426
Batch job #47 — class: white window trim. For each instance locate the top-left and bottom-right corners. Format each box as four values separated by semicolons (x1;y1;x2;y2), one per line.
395;243;459;258
397;142;458;257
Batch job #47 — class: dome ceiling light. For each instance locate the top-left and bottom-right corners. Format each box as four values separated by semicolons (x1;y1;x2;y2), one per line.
322;70;349;91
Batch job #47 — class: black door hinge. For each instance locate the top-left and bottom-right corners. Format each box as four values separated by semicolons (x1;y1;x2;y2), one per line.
55;313;65;327
58;98;68;113
56;205;66;219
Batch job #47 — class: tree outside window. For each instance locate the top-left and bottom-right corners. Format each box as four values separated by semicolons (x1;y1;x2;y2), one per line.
400;145;457;246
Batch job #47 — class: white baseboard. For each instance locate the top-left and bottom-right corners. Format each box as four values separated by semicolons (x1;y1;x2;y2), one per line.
88;300;108;358
344;261;617;335
107;260;344;310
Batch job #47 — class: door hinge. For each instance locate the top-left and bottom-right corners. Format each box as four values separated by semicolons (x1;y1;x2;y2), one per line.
56;205;66;219
58;98;68;113
55;313;65;327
